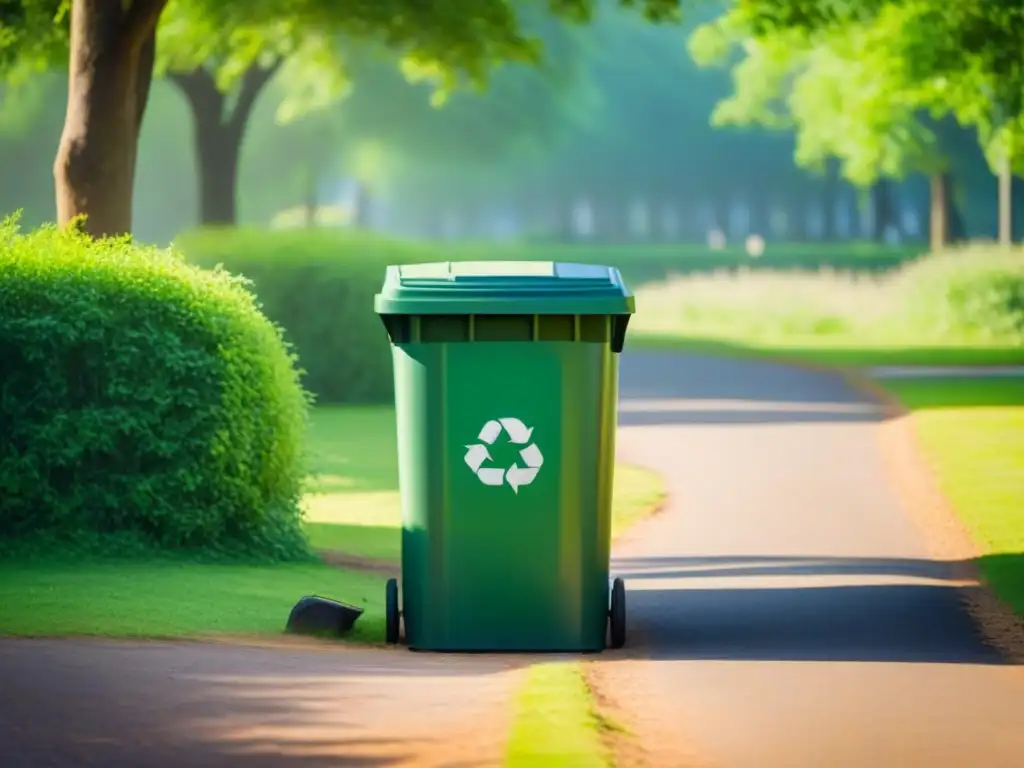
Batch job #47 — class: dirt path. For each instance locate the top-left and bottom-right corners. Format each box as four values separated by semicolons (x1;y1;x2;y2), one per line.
596;351;1024;767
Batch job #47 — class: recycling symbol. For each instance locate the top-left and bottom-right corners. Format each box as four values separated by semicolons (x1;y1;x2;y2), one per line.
464;417;544;494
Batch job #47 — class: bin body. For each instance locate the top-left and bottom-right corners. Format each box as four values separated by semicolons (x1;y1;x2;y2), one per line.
374;261;634;652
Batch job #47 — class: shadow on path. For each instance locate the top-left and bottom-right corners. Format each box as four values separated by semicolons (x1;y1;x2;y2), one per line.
610;554;1010;666
0;640;517;767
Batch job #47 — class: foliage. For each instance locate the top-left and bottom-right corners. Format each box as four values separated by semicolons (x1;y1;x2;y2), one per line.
689;4;938;186
0;0;699;237
899;247;1024;342
0;218;312;559
242;10;602;206
0;0;67;83
1;0;690;116
176;228;424;404
690;0;1024;183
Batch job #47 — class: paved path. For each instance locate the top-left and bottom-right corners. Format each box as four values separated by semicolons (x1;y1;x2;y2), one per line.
602;351;1024;767
0;640;525;766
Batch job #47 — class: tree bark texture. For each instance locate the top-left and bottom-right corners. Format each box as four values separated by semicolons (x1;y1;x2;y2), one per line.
169;62;280;226
929;172;950;250
54;0;166;238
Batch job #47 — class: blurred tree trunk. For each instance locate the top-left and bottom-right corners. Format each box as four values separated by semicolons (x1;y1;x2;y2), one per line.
749;191;769;238
870;179;895;241
54;0;165;238
929;172;950;250
169;62;280;226
821;159;838;240
998;154;1012;246
788;197;807;241
352;181;373;229
303;161;317;228
931;171;968;246
710;194;728;238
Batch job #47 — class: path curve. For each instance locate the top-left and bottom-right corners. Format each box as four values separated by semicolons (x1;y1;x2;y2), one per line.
598;350;1024;767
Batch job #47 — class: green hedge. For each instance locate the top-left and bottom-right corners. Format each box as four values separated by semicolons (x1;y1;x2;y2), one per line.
178;228;426;404
0;222;311;559
177;228;923;404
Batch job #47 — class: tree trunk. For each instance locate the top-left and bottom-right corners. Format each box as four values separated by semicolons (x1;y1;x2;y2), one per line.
871;179;894;241
352;181;373;229
169;62;280;227
822;159;838;240
129;30;157;181
788;197;807;242
929;171;950;251
54;0;166;238
998;155;1012;246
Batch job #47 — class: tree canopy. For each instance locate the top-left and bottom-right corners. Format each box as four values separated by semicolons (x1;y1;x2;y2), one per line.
702;0;1024;175
0;0;695;237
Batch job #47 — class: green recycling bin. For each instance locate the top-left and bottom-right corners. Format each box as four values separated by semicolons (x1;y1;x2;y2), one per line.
374;260;634;652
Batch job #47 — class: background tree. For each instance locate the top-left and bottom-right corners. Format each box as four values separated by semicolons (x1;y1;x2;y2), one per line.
716;0;1024;244
165;5;597;227
0;0;687;238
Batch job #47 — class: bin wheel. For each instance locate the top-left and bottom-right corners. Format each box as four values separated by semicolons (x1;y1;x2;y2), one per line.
385;578;401;645
608;577;626;649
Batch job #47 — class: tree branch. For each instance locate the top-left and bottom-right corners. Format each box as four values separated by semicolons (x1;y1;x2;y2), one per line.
122;0;168;53
167;67;224;123
227;59;283;133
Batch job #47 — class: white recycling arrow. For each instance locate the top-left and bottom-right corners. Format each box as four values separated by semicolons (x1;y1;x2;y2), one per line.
499;417;533;444
506;465;539;494
506;442;544;494
518;443;543;468
464;444;491;473
477;420;503;445
477;467;505;486
463;417;544;493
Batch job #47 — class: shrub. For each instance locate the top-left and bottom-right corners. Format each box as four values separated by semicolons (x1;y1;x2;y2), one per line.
898;246;1024;343
176;228;430;404
630;245;1024;347
177;228;921;403
0;221;311;560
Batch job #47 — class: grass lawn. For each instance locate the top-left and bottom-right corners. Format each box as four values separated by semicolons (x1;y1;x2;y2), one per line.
0;559;387;641
880;378;1024;612
302;406;665;561
632;333;1024;368
0;406;664;640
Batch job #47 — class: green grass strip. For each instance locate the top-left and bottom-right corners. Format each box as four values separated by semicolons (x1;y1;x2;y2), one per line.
505;661;610;768
880;377;1024;613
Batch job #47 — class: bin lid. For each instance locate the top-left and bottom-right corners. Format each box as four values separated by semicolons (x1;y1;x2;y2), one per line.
373;261;635;316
